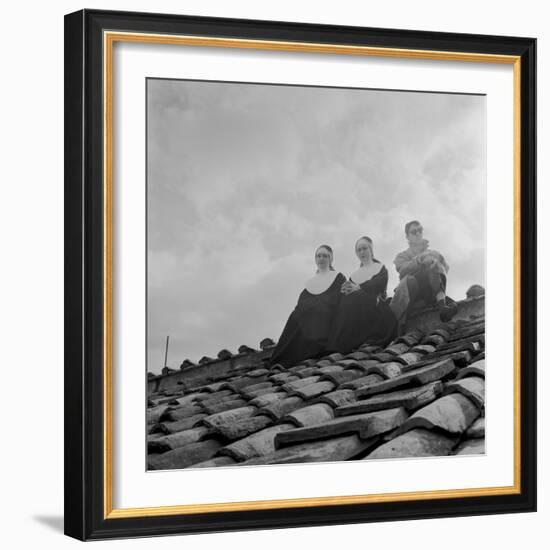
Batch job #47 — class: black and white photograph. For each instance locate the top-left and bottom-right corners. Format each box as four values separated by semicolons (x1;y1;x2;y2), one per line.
145;78;487;470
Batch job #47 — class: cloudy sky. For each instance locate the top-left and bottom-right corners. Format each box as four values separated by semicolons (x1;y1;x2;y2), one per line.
147;78;486;373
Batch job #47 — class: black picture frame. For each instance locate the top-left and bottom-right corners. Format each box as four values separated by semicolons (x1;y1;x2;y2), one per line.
64;8;536;541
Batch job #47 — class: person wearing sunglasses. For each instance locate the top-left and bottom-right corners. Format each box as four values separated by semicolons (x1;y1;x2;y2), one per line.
389;220;457;327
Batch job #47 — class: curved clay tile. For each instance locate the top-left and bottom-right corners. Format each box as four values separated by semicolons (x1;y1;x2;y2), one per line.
217;349;233;360
259;337;275;350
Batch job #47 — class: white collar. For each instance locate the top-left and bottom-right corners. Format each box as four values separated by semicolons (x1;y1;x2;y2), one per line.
350;262;383;285
305;271;339;295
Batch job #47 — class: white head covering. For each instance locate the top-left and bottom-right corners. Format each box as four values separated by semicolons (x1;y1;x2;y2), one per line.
306;245;338;294
351;236;382;284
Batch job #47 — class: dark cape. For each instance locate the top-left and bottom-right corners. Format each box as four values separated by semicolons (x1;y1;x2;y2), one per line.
270;272;346;368
327;264;396;354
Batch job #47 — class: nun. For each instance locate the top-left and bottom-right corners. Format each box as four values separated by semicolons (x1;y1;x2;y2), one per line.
269;245;346;368
327;236;396;354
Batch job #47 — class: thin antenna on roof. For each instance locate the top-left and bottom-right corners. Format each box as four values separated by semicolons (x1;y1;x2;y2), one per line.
163;335;170;368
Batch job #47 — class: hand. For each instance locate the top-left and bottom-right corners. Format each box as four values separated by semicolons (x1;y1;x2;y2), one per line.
417;253;434;266
340;280;351;294
342;281;360;295
416;252;428;262
422;255;435;266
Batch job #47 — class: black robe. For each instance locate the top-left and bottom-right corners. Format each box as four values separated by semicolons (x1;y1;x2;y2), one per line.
327;264;396;354
270;272;346;368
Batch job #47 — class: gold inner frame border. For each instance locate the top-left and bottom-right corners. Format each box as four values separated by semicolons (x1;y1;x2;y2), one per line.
102;30;522;519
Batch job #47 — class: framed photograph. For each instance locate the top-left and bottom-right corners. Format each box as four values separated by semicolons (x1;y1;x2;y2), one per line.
64;9;536;540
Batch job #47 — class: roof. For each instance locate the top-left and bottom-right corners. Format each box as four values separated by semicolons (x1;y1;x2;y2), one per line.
147;294;485;470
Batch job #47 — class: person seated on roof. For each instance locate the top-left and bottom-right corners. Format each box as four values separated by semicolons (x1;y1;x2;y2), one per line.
326;236;396;355
269;245;346;368
389;220;458;326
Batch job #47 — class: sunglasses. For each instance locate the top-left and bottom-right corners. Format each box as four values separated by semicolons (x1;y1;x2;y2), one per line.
409;227;423;236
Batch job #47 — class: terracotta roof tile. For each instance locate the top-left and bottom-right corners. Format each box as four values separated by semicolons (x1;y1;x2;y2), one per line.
260;338;275;350
356;359;456;398
199;391;239;407
341;373;384;390
217;349;233;360
188;391;216;402
395;329;424;346
448;324;485;342
295;366;322;378
411;344;437;355
435;341;481;356
249;391;286;408
440;334;484;351
454;438;485;455
315;389;358;408
318;364;345;375
217;414;273;441
217;423;295;462
202;381;228;392
456;359;485;379
240;382;278;400
370;351;396;363
396;393;480;436
192;456;238;468
222;375;269;392
341;359;379;372
443;376;485;412
366;428;457;459
201;397;247;415
289;381;336;400
248;368;270;378
421;334;446;347
268;372;299;385
259;396;305;421
384;342;411;356
398;349;473;372
321;369;363;386
155;414;207;434
431;328;451;340
168;392;213;407
147;405;169;425
275;407;408;448
203;406;257;435
148;439;223;470
326;353;346;362
346;351;372;361
315;359;334;368
281;376;321;392
336;381;444;417
242;434;379;465
148;426;211;453
395;351;424;366
238;344;257;354
362;362;403;379
466;417;485;438
148;295;486;469
160;404;204;422
358;344;382;354
282;403;334;427
288;364;311;375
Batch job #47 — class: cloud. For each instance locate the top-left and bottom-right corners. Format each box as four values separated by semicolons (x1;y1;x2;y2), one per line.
147;80;486;372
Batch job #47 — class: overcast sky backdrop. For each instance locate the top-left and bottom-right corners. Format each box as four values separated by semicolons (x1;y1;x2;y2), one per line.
147;79;486;373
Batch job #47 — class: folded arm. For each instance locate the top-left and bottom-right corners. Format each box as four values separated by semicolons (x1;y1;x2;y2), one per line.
394;251;421;278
